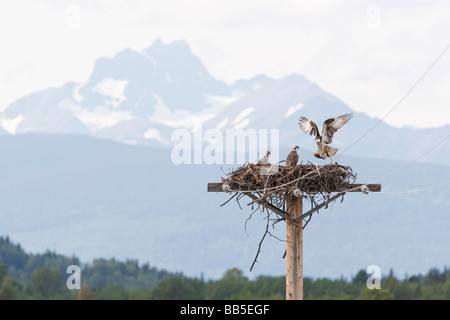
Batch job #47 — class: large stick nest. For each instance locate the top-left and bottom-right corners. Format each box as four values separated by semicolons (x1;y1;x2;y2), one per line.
220;162;357;272
222;162;356;198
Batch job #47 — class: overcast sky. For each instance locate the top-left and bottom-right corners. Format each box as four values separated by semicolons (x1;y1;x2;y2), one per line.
0;0;449;128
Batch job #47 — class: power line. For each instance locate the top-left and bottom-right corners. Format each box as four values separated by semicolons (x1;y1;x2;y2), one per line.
227;131;449;194
225;43;450;194
376;181;450;195
333;132;450;193
336;42;450;159
370;132;450;183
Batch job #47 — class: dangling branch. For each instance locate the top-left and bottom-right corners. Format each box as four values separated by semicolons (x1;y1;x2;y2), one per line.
249;209;270;272
216;162;357;272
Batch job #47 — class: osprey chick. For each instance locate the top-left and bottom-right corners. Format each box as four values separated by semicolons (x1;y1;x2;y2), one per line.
286;146;299;166
257;151;271;165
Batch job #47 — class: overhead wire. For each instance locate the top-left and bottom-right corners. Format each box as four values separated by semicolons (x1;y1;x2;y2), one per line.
333;132;450;194
224;42;450;195
376;181;450;195
336;42;450;159
314;42;450;194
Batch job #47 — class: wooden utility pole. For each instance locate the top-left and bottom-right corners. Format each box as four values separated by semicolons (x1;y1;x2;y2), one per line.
207;181;381;300
285;195;303;300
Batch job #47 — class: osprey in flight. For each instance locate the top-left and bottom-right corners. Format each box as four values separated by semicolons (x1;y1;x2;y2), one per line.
286;146;299;166
298;113;353;159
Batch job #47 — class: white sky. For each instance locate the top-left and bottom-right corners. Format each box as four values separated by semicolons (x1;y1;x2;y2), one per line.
0;0;449;128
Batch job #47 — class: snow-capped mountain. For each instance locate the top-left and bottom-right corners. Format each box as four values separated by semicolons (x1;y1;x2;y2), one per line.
1;39;449;165
1;39;236;146
0;38;448;280
79;39;231;115
203;73;450;166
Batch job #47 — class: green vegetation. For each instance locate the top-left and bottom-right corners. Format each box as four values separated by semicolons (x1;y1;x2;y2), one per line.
1;236;449;300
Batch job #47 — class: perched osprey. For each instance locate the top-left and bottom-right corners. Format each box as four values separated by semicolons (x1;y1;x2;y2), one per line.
298;113;353;159
286;146;299;166
257;151;271;165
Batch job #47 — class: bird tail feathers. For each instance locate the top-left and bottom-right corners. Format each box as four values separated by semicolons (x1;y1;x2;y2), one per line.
316;146;338;159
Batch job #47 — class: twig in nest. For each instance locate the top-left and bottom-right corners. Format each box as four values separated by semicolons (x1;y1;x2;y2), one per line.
303;214;312;229
220;162;356;271
244;207;259;237
220;193;237;207
250;209;271;272
235;193;245;210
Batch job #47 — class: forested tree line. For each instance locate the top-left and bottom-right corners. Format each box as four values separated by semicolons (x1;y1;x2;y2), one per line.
1;236;449;300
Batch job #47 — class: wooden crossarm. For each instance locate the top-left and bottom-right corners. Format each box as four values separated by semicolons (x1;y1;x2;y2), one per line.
207;182;381;193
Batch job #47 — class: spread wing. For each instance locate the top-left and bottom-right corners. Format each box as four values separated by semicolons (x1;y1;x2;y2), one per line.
322;113;353;144
298;117;319;137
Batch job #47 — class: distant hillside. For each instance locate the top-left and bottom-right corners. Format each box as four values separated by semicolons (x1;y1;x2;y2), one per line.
0;236;173;290
1;236;450;300
0;134;449;280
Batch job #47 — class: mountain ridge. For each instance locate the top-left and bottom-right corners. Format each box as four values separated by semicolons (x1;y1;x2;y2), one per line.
0;38;448;167
0;133;449;280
